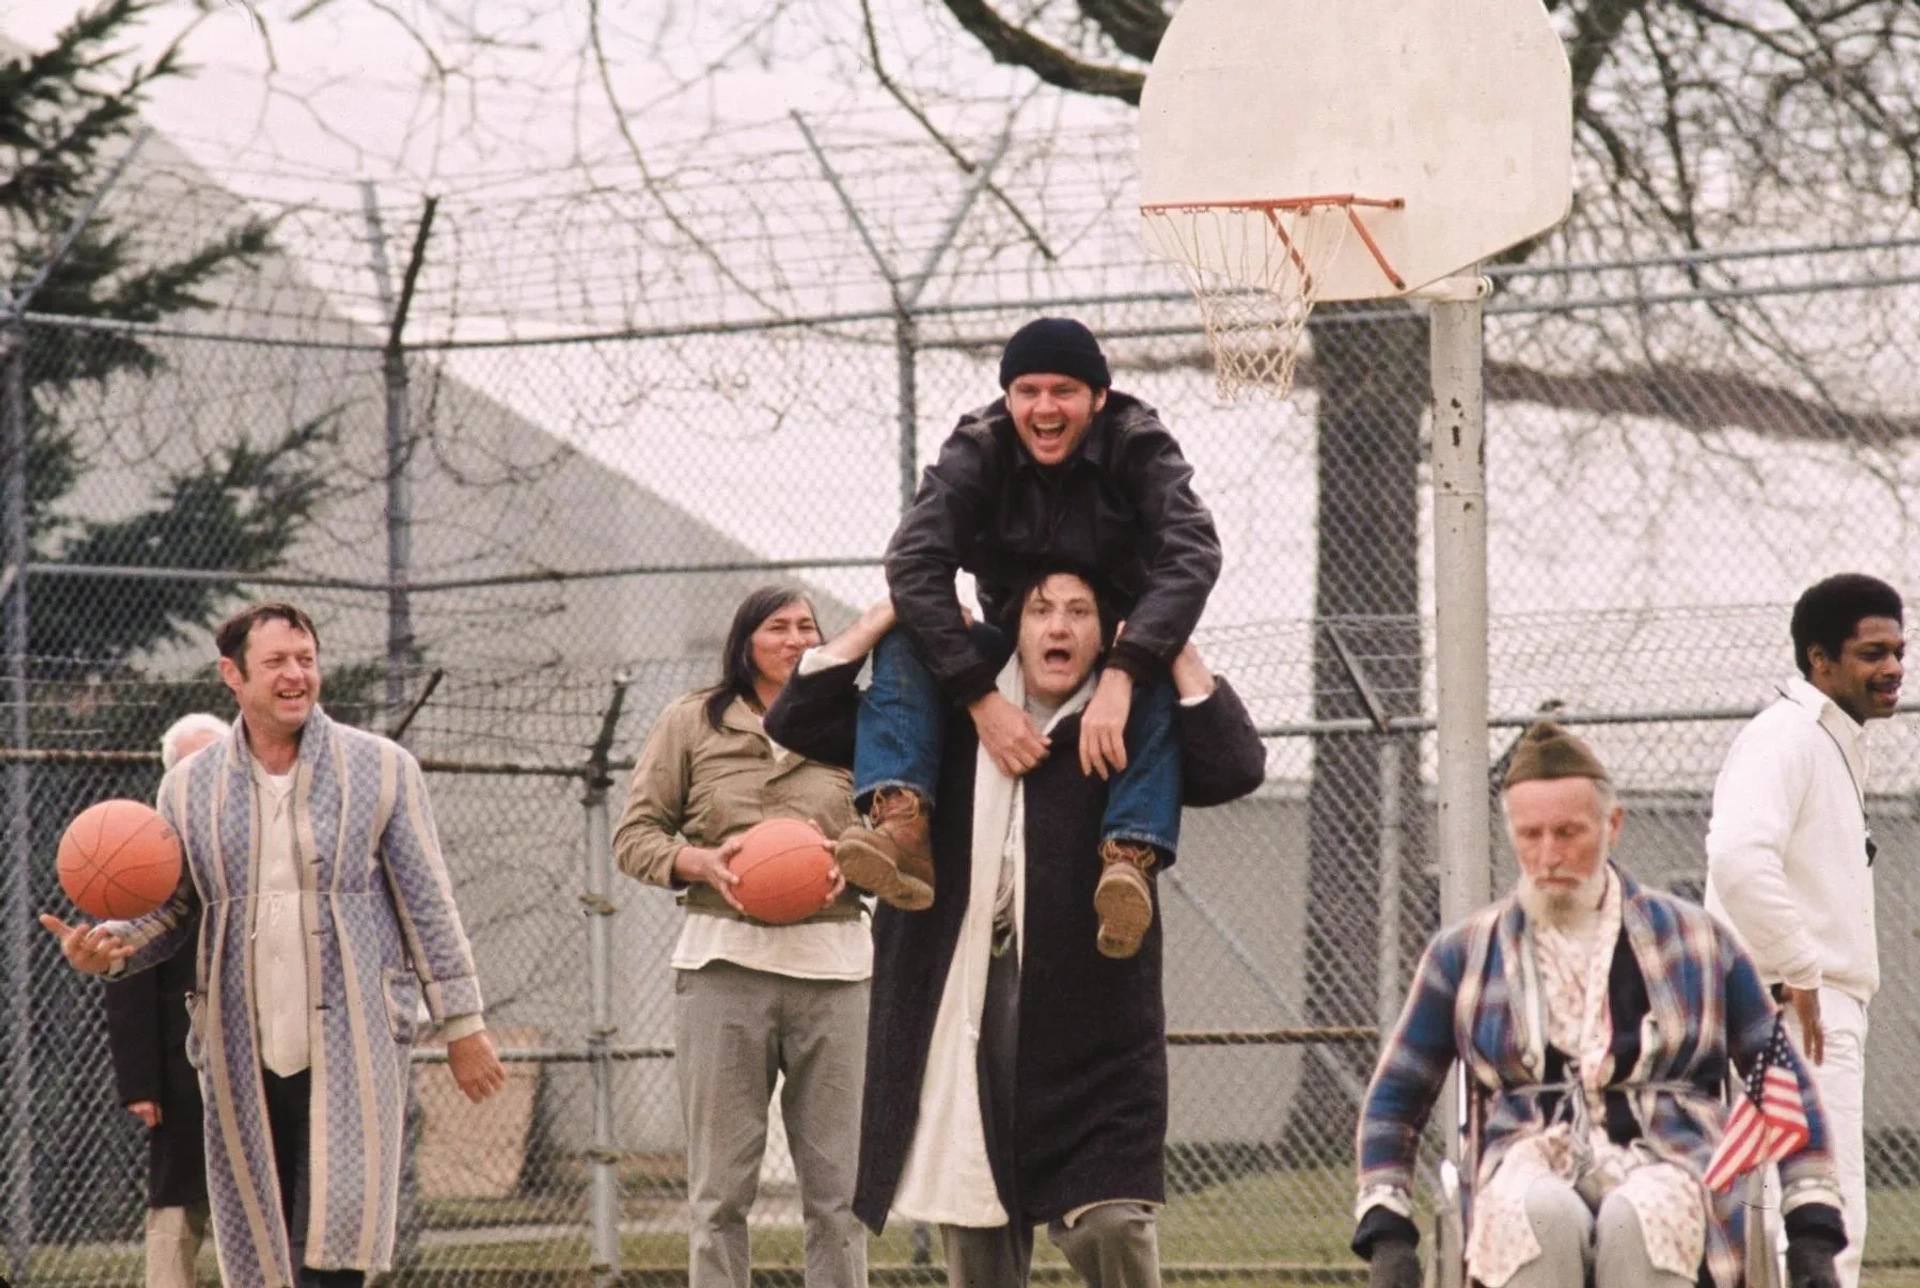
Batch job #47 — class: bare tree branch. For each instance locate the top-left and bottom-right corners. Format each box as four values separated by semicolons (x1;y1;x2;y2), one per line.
1567;0;1652;104
935;0;1144;103
1073;0;1166;63
860;0;1057;261
583;0;784;319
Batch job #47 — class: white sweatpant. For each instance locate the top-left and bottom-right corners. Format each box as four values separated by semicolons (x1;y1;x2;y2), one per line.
1764;986;1867;1288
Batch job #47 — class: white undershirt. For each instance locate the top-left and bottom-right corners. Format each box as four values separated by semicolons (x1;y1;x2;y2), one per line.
252;763;311;1076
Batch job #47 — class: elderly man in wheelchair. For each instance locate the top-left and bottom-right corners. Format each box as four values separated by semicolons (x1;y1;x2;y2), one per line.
1352;722;1847;1288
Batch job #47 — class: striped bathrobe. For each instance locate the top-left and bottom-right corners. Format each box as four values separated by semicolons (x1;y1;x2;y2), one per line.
1356;867;1840;1288
112;706;484;1286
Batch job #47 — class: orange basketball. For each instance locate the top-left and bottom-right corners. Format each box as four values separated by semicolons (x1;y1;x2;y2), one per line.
57;799;183;921
730;818;837;925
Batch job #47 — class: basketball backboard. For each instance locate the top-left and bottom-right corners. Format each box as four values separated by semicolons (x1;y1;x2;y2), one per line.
1139;0;1573;303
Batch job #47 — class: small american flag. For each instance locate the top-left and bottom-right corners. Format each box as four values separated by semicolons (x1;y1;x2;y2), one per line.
1703;1013;1811;1193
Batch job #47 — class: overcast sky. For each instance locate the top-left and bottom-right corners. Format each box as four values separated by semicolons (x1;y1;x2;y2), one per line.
0;0;1090;199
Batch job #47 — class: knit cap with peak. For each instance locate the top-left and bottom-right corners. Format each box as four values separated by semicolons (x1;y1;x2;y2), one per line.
1503;720;1611;788
999;317;1112;392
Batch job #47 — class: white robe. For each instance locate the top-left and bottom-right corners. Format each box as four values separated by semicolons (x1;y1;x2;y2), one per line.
889;657;1093;1226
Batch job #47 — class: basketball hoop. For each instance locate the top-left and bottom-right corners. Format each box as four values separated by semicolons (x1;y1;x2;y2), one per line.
1141;195;1405;400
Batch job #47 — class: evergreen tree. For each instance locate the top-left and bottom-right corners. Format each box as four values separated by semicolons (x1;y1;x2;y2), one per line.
2;3;346;1250
3;0;334;670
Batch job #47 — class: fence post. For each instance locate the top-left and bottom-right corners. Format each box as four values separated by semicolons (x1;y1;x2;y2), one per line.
789;110;1013;517
362;188;438;717
0;135;147;1277
582;672;631;1278
1376;736;1403;1035
896;310;919;513
2;318;30;1280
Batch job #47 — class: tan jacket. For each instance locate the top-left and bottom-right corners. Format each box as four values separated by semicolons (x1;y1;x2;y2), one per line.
614;690;862;922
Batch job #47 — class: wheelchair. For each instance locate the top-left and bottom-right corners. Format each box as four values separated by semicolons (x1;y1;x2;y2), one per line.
1428;1074;1780;1288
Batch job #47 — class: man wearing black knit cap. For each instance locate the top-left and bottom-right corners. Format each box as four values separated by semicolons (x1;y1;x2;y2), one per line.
808;316;1221;962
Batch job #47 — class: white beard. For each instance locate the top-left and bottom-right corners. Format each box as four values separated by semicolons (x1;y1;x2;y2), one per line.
1517;850;1611;932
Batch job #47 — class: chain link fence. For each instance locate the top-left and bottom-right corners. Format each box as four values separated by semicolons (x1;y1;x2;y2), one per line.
6;226;1920;1283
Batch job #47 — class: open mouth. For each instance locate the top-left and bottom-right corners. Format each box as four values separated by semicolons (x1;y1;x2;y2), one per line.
1044;646;1072;665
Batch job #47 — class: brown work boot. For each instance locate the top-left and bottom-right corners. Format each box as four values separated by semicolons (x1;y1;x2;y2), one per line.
1095;840;1158;959
836;787;935;911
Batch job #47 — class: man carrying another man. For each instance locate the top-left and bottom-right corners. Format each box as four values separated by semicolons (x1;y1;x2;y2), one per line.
1353;721;1846;1288
769;567;1265;1288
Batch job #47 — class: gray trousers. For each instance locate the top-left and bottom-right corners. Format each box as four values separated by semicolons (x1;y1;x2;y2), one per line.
1501;1176;1693;1288
676;961;869;1288
942;1204;1161;1288
941;948;1161;1288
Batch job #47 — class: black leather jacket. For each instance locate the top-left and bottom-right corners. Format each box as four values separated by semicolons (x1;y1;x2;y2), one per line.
885;391;1221;705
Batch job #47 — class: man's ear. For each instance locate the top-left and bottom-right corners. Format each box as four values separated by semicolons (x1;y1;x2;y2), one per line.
217;656;243;694
1091;388;1108;414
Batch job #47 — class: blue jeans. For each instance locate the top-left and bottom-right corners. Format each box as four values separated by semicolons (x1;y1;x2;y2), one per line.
852;626;1182;856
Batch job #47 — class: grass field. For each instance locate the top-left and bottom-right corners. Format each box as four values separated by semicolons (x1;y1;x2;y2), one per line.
21;1166;1920;1284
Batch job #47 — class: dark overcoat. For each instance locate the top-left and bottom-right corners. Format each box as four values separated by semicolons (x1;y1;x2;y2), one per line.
104;928;208;1209
766;658;1264;1232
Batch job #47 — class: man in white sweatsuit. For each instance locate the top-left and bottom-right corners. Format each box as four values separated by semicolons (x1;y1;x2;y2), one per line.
1706;573;1905;1288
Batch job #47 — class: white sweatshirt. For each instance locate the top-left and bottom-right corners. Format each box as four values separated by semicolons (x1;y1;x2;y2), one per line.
1704;675;1878;1002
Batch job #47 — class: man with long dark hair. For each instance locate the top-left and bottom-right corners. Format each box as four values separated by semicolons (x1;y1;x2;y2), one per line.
614;586;873;1288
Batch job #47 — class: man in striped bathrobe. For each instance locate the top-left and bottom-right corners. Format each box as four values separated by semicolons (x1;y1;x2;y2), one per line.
45;602;507;1287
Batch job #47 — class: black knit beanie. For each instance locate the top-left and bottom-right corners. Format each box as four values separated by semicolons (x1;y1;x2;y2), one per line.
998;317;1111;391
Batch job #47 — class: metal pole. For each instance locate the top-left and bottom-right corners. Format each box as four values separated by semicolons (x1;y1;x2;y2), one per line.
1427;273;1490;1288
1376;737;1403;1037
583;674;630;1279
363;189;437;718
896;311;919;512
384;367;412;720
3;323;30;1278
1428;274;1493;925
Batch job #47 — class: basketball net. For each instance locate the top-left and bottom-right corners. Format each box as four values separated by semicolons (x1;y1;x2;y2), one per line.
1142;197;1394;401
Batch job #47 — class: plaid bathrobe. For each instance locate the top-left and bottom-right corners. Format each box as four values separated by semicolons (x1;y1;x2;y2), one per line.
113;707;484;1286
1356;867;1840;1288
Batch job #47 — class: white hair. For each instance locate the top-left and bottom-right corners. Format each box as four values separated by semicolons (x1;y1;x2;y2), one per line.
161;712;230;770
